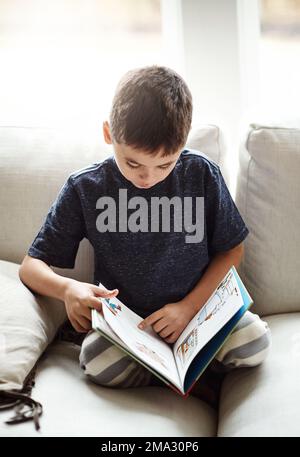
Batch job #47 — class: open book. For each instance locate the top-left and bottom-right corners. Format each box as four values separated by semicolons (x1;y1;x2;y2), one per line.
91;266;253;398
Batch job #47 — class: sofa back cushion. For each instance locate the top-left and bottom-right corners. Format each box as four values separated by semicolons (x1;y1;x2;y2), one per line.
0;124;228;282
236;124;300;315
0;260;66;391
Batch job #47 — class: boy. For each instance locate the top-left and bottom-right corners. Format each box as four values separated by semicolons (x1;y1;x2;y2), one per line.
19;66;271;404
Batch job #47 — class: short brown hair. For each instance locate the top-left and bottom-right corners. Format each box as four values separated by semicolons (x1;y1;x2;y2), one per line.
109;65;193;156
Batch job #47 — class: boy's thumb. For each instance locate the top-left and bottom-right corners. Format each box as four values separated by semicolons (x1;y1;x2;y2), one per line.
106;288;119;295
93;285;118;296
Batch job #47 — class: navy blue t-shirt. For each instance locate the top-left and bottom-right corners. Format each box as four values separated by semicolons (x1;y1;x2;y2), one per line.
28;149;249;318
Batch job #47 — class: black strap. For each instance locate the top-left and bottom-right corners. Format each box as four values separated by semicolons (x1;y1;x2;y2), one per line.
0;325;82;432
0;359;42;431
0;391;42;431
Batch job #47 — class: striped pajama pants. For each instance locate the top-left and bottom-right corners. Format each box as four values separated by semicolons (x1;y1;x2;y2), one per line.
78;310;272;389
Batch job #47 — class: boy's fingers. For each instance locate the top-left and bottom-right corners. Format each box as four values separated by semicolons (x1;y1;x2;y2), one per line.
92;285;119;297
86;296;104;311
81;306;93;321
70;317;88;333
76;315;92;332
138;311;161;330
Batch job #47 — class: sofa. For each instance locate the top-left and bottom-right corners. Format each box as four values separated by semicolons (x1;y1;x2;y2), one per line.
0;122;299;437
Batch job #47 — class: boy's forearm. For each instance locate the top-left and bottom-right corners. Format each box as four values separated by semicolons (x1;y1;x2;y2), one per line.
182;242;244;314
19;255;72;302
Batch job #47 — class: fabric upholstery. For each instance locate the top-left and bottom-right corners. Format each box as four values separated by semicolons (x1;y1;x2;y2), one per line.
0;260;66;391
0;341;217;437
235;125;300;316
218;313;300;437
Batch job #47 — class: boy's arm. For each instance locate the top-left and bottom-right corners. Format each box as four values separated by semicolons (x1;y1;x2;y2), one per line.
181;241;245;314
19;254;118;333
138;242;245;342
19;254;73;301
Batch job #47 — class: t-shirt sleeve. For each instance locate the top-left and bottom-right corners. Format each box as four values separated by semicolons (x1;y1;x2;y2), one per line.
206;165;249;256
27;176;86;268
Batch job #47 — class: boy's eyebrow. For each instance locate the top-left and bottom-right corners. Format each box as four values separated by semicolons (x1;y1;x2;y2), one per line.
125;157;177;166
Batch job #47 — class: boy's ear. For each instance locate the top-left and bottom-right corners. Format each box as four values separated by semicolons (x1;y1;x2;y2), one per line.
103;121;113;145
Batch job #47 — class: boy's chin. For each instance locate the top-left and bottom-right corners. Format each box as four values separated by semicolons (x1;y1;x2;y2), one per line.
133;183;153;189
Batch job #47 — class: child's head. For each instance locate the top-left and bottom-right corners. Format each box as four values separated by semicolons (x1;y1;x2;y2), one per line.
103;65;193;189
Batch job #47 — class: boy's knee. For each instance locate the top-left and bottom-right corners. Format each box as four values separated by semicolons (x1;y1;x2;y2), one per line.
79;330;103;372
79;331;116;384
238;322;272;369
215;313;272;369
247;321;272;367
79;332;152;388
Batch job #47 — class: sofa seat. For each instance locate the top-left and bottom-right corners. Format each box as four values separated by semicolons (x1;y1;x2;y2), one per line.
218;313;300;437
0;258;217;437
0;326;217;437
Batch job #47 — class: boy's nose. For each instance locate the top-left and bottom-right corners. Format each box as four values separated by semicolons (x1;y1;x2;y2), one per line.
139;173;152;184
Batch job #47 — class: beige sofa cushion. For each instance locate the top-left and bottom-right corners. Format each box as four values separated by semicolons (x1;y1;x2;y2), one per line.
217;313;300;437
236;124;300;316
0;260;66;391
186;123;230;185
0;341;217;437
0;126;110;284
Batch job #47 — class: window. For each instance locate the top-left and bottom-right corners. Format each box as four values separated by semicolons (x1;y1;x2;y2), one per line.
0;0;162;127
259;0;300;118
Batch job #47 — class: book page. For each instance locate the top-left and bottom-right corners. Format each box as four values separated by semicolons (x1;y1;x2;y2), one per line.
92;309;179;390
98;284;182;390
92;308;130;351
173;268;244;382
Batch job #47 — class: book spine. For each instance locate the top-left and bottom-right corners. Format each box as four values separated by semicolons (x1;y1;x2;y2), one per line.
167;383;188;398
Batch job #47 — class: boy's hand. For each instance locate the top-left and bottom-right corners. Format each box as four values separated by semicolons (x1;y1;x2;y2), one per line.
138;300;196;344
63;279;119;333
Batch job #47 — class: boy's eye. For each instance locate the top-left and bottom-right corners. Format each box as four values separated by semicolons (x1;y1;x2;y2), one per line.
126;162;139;168
126;161;171;170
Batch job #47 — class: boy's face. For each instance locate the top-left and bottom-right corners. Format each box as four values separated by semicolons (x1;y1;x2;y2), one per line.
103;121;182;189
